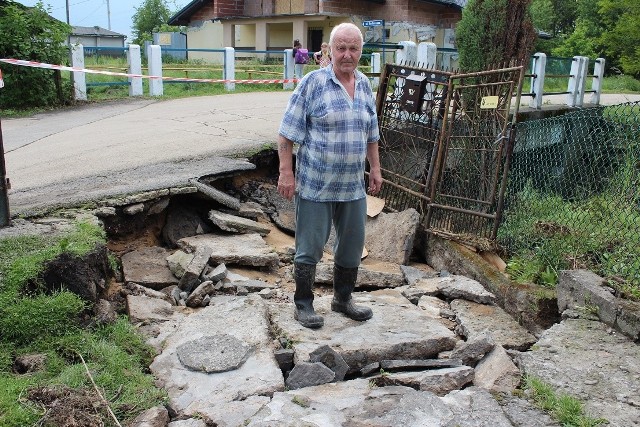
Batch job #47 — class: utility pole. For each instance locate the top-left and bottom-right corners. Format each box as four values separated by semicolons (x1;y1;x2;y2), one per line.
0;70;10;227
107;0;111;30
66;0;70;24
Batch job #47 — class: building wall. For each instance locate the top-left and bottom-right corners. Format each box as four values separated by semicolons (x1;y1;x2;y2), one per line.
71;36;124;49
185;20;225;63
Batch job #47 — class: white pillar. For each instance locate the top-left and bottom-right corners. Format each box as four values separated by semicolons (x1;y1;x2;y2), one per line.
529;52;546;109
148;45;163;96
70;44;87;101
283;49;294;90
396;41;417;65
224;47;235;91
590;57;605;105
127;44;143;96
370;52;381;91
566;56;583;107
576;56;589;107
417;42;437;68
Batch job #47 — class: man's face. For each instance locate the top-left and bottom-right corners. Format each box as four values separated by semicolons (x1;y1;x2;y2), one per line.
330;29;362;75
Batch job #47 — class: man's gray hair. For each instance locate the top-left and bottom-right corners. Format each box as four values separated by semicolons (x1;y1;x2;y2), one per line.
329;23;363;47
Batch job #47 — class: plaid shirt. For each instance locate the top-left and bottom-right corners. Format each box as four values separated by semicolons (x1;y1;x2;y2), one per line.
279;65;380;202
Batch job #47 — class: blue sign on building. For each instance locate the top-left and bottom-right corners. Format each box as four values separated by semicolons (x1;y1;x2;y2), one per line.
363;20;385;27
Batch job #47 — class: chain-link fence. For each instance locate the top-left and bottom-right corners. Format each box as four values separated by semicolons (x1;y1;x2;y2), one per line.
499;102;640;291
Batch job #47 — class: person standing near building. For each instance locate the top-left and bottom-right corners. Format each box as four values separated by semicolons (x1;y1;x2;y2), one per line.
313;42;331;68
292;39;309;79
278;23;383;329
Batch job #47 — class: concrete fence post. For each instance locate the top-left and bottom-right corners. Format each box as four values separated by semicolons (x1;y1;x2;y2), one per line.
396;41;417;65
283;49;294;90
127;44;143;96
224;47;235;91
417;42;437;68
566;56;582;107
148;45;163;96
370;52;381;91
529;52;546;109
590;57;606;105
70;44;87;101
575;56;589;107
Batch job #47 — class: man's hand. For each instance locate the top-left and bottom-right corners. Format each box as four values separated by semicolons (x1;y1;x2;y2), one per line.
278;170;296;200
367;167;382;196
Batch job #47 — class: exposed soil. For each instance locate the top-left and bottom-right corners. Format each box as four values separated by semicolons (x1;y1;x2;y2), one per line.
27;386;112;427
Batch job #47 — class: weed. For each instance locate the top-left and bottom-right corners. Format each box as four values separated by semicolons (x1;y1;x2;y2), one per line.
523;375;607;426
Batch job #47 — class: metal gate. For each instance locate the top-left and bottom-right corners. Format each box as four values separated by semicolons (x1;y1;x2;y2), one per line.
371;63;524;249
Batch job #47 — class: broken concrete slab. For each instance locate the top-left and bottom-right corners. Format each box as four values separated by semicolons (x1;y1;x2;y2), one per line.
246;379;516;426
285;361;335;390
166;250;194;279
309;345;349;381
451;299;537;351
449;329;496;366
148;296;283;425
121;247;179;290
374;365;475;396
177;246;211;293
414;275;497;305
189;179;241;210
126;295;174;323
176;334;252;373
401;264;438;286
162;203;212;248
208;210;270;236
473;345;521;394
364;208;420;265
185;280;215;308
314;261;405;288
518;318;640;427
177;233;279;269
267;289;457;375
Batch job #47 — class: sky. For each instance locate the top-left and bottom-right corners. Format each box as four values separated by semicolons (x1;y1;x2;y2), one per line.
17;0;191;41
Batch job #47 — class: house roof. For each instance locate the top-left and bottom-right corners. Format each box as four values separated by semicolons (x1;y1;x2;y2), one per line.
71;26;125;38
169;0;207;26
169;0;468;26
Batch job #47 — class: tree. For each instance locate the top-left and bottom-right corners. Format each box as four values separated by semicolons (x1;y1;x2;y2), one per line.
598;0;640;76
0;1;71;108
456;0;537;72
131;0;174;46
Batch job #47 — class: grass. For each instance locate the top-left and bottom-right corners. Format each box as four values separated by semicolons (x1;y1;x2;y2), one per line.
523;376;607;426
0;220;166;426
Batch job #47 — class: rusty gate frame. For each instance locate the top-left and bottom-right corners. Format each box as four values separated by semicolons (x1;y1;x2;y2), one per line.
371;62;524;248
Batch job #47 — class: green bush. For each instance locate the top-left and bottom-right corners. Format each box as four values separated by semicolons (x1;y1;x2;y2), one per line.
0;1;72;108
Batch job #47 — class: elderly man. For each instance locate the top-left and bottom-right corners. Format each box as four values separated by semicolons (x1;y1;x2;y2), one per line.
277;22;383;329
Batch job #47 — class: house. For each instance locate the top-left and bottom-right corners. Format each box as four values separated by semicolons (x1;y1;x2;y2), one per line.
70;26;126;52
168;0;467;63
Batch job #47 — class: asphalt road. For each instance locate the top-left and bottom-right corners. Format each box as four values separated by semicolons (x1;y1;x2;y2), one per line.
2;92;292;216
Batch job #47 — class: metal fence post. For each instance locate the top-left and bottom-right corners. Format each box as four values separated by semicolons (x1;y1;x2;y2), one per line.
590;57;606;105
283;49;294;90
128;44;143;96
529;52;546;109
224;47;235;92
70;44;87;101
148;45;163;96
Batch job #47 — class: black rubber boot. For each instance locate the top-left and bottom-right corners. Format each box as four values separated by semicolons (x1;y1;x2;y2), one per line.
293;262;324;329
331;264;373;321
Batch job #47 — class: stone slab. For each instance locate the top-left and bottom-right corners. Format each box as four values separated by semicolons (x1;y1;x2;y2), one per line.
518;318;640;427
267;289;457;375
177;233;279;269
121;246;179;290
148;295;284;425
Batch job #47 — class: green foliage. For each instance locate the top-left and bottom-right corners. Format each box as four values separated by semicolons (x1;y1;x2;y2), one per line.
0;222;165;425
598;0;640;77
132;0;177;45
0;1;72;108
456;0;536;72
0;291;85;345
524;376;607;426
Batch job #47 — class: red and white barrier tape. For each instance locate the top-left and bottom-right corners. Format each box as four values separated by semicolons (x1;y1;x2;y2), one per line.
0;58;298;84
